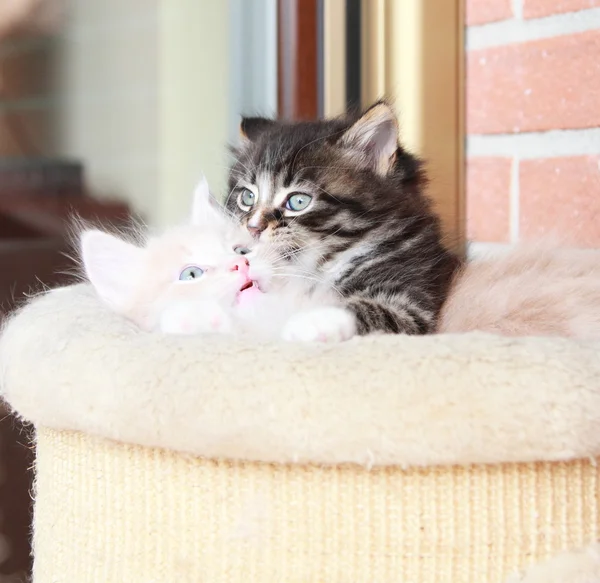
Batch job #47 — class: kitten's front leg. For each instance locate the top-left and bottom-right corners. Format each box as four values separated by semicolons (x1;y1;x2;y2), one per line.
346;296;432;335
281;306;356;343
159;300;234;335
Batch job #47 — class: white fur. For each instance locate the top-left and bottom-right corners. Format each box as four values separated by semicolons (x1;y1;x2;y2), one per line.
190;174;215;225
159;299;234;335
79;229;143;312
281;307;356;343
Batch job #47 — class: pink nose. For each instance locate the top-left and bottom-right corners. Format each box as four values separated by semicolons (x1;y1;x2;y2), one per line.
230;257;249;274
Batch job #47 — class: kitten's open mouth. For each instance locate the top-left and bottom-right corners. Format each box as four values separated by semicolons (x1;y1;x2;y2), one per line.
238;280;261;295
239;281;253;292
235;279;262;306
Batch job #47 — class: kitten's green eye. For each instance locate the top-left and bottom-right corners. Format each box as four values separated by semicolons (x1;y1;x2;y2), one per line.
179;266;204;281
238;188;257;210
233;245;251;255
285;193;313;212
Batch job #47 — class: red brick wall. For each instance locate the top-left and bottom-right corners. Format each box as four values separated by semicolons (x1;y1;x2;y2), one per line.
465;0;600;249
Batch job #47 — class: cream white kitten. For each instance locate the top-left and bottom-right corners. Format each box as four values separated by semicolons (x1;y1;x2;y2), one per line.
79;177;356;343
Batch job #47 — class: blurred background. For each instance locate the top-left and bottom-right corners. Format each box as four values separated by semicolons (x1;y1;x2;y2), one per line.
0;0;599;580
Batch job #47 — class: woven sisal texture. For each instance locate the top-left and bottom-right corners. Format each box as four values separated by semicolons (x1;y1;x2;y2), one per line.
33;428;600;583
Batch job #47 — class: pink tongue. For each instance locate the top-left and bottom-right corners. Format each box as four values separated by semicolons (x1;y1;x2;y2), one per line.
237;284;261;307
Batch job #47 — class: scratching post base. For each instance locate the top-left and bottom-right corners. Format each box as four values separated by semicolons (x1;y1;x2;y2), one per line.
33;428;600;583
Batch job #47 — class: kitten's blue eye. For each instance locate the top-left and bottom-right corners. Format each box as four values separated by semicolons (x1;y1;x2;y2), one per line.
234;245;251;255
285;193;313;212
179;266;204;281
238;188;256;210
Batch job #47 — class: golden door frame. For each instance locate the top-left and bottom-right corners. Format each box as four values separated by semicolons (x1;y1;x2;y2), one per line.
323;0;466;255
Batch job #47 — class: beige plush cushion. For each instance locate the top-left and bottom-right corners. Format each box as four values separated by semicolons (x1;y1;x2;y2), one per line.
1;284;600;582
2;284;600;468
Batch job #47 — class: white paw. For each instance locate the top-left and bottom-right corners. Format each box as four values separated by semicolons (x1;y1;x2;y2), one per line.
159;300;233;335
281;307;356;343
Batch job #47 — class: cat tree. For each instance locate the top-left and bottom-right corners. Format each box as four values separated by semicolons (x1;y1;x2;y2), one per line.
1;283;600;582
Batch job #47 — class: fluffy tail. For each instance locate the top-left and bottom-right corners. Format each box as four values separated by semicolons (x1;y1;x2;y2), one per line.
438;241;600;339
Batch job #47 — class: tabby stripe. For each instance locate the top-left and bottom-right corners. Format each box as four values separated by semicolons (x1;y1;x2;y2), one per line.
335;231;429;287
400;304;430;334
319;194;368;215
349;298;422;335
283;163;295;188
381;307;402;333
319;243;352;266
352;303;371;333
338;241;440;293
335;255;380;289
307;223;372;241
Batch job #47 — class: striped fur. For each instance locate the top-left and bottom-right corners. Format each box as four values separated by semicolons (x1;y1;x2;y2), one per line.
225;102;461;335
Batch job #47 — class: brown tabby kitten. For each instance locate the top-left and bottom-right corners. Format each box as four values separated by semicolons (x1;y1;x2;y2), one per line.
225;101;461;335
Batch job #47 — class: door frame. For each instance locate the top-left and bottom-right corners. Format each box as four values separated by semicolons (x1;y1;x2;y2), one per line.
325;0;466;254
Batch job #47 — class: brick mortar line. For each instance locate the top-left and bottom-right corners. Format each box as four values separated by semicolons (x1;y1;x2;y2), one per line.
468;241;600;256
467;128;600;158
467;241;513;259
467;7;600;50
511;0;523;20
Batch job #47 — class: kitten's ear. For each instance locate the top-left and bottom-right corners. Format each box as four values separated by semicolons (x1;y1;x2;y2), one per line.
80;229;143;311
338;101;399;176
191;174;224;225
239;116;277;144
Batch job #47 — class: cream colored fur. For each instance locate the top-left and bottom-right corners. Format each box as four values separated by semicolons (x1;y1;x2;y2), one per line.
440;242;600;338
2;284;600;468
